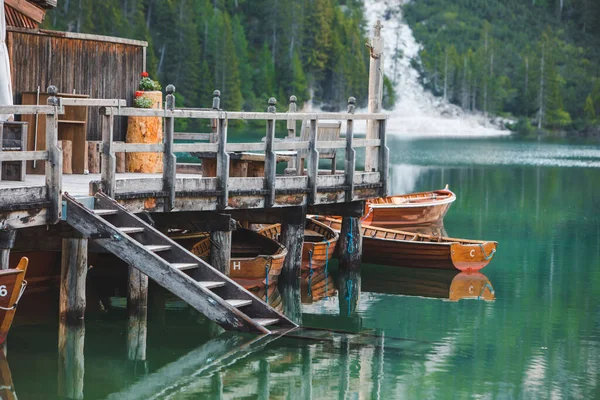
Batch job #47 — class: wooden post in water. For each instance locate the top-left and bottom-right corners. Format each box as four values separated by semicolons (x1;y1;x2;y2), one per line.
338;215;362;271
338;267;361;317
58;321;85;400
127;266;148;367
0;230;16;270
300;346;312;399
365;20;384;172
279;206;306;282
210;230;232;276
60;238;88;323
257;359;270;400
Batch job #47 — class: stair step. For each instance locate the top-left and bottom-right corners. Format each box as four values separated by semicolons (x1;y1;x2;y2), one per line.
198;281;225;290
93;209;118;216
118;227;145;234
145;245;171;253
253;318;280;327
172;263;198;271
225;299;252;308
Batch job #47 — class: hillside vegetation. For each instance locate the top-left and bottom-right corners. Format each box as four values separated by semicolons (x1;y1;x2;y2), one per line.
403;0;600;135
43;0;387;116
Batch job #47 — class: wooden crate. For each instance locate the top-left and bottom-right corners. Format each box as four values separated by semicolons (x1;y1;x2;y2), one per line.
0;122;28;181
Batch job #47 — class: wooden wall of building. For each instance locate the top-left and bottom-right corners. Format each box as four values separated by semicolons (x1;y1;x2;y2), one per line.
6;27;147;141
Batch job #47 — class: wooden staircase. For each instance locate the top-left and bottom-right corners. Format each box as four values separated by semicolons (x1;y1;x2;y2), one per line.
63;192;297;334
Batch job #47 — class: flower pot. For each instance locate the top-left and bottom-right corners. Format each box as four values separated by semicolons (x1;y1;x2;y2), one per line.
126;91;163;173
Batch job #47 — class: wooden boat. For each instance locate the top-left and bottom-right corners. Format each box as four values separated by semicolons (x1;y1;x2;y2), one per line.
0;257;28;344
313;216;497;272
362;265;495;301
257;217;338;271
363;186;456;228
188;228;287;289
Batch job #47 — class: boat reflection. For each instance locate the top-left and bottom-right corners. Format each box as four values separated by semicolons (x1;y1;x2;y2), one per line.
0;349;17;400
361;265;495;302
300;267;337;304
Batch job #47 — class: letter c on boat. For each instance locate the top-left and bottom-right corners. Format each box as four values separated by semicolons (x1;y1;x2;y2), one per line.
469;249;475;257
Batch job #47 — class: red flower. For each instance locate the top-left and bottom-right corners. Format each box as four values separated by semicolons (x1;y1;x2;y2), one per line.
141;71;149;78
135;91;144;97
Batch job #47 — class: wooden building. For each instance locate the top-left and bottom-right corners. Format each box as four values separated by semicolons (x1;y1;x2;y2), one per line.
4;0;147;141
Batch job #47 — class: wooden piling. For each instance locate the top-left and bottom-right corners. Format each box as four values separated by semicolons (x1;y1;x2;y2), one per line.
210;231;232;276
338;216;362;271
366;20;384;172
127;266;148;363
279;207;305;282
60;238;88;322
57;321;85;400
0;230;16;270
258;359;270;400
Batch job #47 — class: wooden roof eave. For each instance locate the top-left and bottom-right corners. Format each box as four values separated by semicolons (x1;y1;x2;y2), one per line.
4;0;46;23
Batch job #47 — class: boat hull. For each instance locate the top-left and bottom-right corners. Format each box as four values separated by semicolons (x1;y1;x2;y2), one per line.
0;257;28;344
363;188;456;228
316;216;497;272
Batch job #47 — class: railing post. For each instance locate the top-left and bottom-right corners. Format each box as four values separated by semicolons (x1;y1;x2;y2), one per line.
100;109;116;197
163;84;176;212
378;119;389;197
216;116;229;210
264;97;277;208
210;90;221;143
307;119;319;205
365;20;384;172
345;97;356;202
286;95;297;172
45;85;62;223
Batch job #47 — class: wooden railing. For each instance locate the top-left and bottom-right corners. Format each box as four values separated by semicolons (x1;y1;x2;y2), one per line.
99;85;389;212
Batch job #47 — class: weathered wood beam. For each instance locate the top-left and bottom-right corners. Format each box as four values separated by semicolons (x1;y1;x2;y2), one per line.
365;20;384;172
307;119;319;204
45;87;62;224
264;99;277;208
345;98;356;202
100;114;116;197
152;212;236;232
163;86;176;212
280;220;304;282
127;266;148;363
228;205;305;225
378;119;389;197
60;238;88;322
4;0;45;23
308;201;365;218
216;118;229;211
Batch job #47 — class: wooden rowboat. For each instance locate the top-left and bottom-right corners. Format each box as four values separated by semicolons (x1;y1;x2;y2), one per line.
313;216;497;272
0;257;28;344
257;218;338;271
363;186;456;228
362;265;495;302
188;228;287;289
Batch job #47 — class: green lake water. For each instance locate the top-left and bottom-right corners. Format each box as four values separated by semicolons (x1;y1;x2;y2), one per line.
6;136;600;399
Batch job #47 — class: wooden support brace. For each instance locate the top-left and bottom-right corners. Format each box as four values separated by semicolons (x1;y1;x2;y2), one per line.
60;238;88;323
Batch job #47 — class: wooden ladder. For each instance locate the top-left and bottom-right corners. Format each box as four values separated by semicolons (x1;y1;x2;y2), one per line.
63;192;297;334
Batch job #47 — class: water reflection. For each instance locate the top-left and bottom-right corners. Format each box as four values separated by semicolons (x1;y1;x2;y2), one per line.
0;348;17;400
362;265;495;302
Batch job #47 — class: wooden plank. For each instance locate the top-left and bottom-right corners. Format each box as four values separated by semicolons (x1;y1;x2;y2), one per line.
58;140;72;174
87;141;101;173
378;119;389;197
45;110;62;223
174;132;211;140
100;115;116;197
272;141;309;151
0;207;47;229
60;238;88;322
353;139;381;148
280;217;304;282
315;141;346;150
175;163;202;174
216;118;229;211
345;118;355;202
172;143;217;153
366;23;384;173
264;119;276;207
113;143;164;153
0;151;48;161
226;143;265;152
60;98;126;107
307;119;319;205
100;107;388;121
27;28;149;47
0;105;61;115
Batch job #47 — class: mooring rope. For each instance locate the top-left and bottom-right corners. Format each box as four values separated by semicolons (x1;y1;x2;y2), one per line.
478;283;495;300
324;241;330;299
479;243;496;260
347;221;356;254
345;279;353;316
307;249;314;297
0;280;27;311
